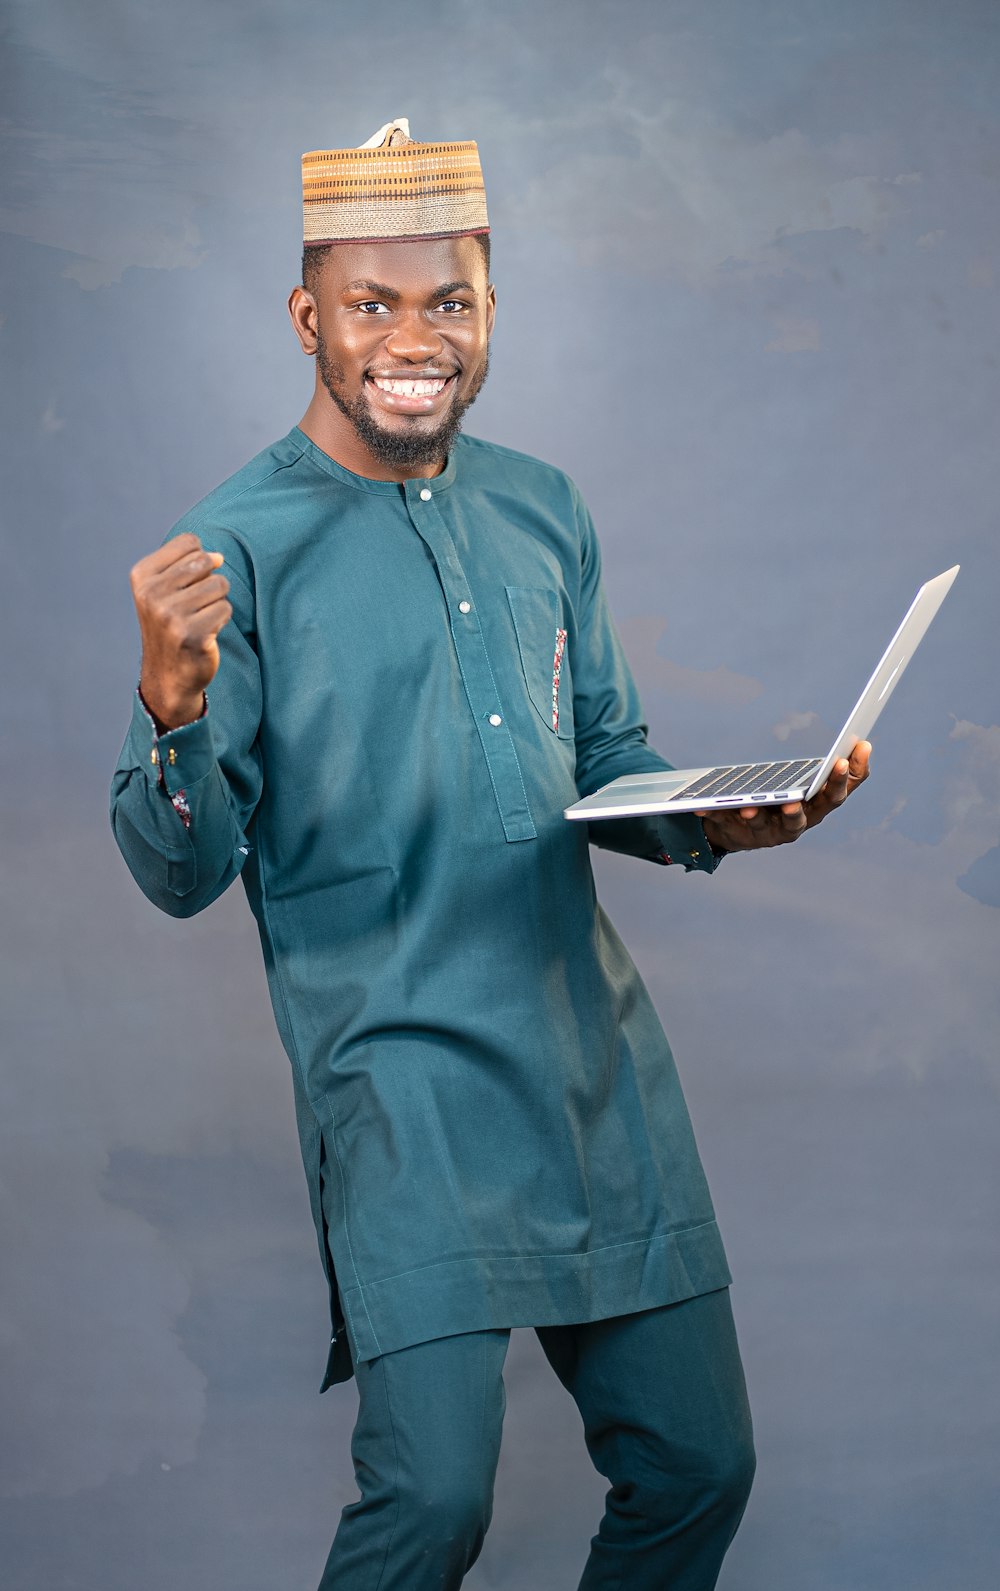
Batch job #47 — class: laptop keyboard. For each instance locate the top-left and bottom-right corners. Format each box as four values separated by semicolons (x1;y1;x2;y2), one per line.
677;758;824;801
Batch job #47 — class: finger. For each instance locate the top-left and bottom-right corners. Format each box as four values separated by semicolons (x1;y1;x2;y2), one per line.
133;543;225;597
183;598;233;643
185;571;231;611
744;808;804;846
142;532;205;572
779;806;807;835
822;759;851;805
744;808;775;833
698;813;748;849
847;740;872;785
800;760;851;827
168;549;226;590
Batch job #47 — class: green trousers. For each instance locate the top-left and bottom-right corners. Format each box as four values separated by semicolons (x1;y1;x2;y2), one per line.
319;1286;755;1590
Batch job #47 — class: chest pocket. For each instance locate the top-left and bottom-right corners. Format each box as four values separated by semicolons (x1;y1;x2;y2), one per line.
505;585;574;740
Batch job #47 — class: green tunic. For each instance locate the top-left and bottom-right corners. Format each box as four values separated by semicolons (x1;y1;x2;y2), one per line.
110;427;731;1388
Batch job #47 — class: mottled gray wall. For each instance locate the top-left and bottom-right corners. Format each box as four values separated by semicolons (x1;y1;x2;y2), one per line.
2;1;998;1587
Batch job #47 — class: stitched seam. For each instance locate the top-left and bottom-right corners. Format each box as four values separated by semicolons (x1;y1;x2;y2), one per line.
449;626;510;828
343;1219;720;1295
408;508;534;842
471;626;536;831
215;558;255;602
256;833;379;1354
196;452;306;515
480;1333;491;1535
372;1356;402;1591
325;1097;382;1353
170;454;307;579
294;429;420;495
604;1423;631;1591
447;611;535;842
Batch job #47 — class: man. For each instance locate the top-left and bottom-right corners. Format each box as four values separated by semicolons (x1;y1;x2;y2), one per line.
111;119;870;1589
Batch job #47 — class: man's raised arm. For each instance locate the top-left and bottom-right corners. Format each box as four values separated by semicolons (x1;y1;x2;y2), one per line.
110;530;263;918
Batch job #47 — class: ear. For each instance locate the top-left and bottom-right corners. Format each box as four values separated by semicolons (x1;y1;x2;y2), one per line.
486;282;496;339
288;285;319;355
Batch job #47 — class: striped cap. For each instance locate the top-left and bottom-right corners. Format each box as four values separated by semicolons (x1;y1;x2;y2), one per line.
302;118;489;247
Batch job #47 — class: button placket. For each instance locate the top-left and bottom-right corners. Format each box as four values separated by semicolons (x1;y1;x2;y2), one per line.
406;483;536;843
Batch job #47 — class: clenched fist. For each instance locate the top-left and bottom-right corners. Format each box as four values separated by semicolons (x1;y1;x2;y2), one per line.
131;531;233;730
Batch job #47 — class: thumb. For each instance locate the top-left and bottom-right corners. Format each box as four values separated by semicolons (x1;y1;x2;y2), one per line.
849;740;872;783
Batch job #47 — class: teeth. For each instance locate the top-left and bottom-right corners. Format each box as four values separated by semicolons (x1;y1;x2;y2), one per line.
371;377;448;397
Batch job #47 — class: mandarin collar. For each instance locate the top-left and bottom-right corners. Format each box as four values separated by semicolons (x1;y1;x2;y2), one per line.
289;426;458;496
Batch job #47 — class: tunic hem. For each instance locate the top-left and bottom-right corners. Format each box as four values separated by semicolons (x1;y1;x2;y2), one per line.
335;1217;731;1369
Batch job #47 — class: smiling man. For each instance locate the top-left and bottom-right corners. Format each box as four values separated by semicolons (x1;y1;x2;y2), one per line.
301;246;493;473
111;120;869;1590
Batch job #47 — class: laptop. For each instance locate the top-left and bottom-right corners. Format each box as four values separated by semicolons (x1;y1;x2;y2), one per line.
564;565;959;822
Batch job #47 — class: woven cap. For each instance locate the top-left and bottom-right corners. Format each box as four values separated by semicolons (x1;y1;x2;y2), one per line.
302;118;489;246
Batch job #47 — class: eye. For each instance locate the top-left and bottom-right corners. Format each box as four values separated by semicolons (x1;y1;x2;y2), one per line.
437;299;469;313
356;300;389;314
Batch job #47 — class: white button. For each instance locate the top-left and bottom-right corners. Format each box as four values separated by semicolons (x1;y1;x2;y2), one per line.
488;713;502;727
458;600;471;614
419;488;432;501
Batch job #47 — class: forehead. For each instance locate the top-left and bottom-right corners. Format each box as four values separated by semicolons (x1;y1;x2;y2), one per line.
315;235;488;296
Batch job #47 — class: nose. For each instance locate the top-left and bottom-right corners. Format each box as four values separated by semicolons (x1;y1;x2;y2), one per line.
383;311;445;364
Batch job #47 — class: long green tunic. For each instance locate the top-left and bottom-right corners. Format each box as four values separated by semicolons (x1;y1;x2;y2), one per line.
110;427;731;1387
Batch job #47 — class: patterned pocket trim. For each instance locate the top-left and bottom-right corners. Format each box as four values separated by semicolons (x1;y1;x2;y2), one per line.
551;628;567;733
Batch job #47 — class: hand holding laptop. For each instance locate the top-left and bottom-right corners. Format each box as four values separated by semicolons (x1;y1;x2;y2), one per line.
564;566;958;836
698;739;871;854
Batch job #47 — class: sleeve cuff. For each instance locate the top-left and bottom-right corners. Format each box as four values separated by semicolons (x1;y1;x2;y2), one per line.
130;686;215;794
650;812;725;874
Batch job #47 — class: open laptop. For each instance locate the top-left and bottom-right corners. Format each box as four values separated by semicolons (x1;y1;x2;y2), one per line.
564;565;959;822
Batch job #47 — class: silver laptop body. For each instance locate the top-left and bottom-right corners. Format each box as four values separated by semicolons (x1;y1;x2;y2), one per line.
564;565;959;823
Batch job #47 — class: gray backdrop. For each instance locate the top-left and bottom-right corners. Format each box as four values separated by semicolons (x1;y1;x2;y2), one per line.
2;1;998;1587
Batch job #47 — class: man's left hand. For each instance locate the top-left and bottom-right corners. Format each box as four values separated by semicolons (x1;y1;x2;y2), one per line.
698;740;872;854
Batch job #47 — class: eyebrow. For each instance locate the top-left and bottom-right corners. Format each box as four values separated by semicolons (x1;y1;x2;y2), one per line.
344;278;478;302
345;280;401;301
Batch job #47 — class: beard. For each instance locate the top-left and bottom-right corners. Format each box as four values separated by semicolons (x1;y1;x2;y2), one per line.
316;333;491;472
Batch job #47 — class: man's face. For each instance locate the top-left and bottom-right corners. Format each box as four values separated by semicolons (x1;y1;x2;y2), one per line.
300;235;495;475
